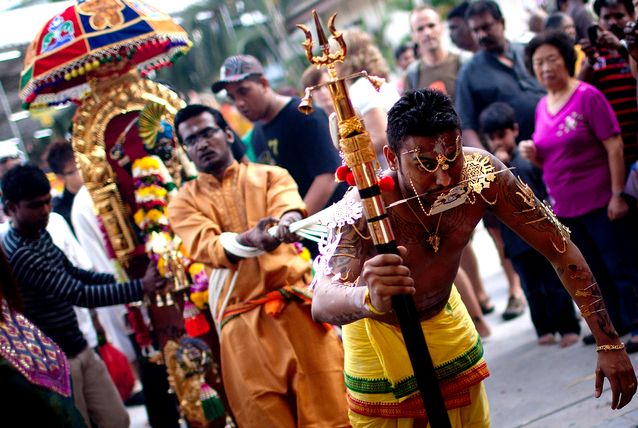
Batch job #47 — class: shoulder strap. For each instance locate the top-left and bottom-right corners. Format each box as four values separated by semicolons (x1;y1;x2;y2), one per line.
406;60;421;90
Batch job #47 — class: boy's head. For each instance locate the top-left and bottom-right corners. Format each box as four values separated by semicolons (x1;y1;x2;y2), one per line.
46;141;83;194
394;42;416;71
1;164;52;234
479;102;518;164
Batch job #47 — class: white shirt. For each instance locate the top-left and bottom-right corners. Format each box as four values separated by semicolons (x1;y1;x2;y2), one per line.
71;186;136;361
47;212;99;349
349;78;400;116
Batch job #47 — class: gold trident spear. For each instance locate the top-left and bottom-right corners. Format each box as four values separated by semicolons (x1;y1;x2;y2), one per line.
297;11;452;427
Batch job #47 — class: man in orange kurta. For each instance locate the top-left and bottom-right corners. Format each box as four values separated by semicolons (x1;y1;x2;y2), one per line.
168;104;348;427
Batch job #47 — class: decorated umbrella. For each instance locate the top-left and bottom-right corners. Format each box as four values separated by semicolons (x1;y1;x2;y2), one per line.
19;0;191;110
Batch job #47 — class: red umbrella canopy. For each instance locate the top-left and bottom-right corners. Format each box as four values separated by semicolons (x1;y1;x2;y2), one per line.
19;0;191;110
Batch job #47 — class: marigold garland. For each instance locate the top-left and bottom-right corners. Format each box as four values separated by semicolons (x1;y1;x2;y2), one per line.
132;155;211;334
188;263;210;311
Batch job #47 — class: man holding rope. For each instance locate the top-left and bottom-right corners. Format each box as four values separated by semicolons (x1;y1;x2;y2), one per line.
167;104;349;427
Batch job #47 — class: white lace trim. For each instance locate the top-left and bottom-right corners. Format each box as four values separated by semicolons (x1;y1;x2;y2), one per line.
310;198;363;289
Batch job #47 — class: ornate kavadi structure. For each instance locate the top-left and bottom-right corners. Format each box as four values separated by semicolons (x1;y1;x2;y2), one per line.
297;11;452;427
19;0;190;109
19;0;192;266
19;1;232;426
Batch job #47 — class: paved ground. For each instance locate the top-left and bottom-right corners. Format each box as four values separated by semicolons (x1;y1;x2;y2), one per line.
481;269;638;428
472;225;638;428
129;223;638;427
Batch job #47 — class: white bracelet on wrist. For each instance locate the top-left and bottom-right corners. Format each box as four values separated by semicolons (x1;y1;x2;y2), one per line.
220;232;265;258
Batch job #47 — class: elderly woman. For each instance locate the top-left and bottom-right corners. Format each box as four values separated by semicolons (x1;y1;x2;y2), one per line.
521;31;638;352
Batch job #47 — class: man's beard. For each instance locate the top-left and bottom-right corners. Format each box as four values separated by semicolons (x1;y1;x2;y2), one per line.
480;37;504;53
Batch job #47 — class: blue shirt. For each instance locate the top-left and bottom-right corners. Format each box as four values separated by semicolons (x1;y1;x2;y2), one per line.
455;43;545;141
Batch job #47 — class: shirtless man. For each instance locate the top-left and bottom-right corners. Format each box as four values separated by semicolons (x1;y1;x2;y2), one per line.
311;89;636;427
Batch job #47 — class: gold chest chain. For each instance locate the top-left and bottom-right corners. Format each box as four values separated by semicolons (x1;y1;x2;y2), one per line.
400;152;499;252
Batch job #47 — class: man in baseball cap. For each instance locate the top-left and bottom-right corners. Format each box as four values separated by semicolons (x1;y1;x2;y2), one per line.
211;54;345;217
211;54;265;93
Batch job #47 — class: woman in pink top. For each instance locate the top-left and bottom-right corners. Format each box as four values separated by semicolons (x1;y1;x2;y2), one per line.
521;31;638;352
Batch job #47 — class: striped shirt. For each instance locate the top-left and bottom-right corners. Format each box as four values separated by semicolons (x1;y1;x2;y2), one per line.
591;49;638;166
3;227;143;357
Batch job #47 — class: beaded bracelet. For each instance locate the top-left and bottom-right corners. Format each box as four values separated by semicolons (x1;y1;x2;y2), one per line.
364;288;388;315
596;343;625;352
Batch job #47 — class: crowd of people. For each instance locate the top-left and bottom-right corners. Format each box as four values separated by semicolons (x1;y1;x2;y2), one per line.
1;0;638;427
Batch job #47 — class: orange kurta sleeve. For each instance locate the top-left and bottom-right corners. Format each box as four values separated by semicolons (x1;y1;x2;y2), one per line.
167;183;235;269
264;165;307;218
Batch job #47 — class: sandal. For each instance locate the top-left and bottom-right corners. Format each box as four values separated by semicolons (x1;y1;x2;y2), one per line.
478;298;495;315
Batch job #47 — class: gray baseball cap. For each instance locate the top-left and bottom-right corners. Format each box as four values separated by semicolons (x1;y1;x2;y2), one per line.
211;55;265;93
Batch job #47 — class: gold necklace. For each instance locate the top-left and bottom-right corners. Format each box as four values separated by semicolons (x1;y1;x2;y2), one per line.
405;179;443;253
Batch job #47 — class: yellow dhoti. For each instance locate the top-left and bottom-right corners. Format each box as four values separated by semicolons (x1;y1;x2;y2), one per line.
343;286;490;427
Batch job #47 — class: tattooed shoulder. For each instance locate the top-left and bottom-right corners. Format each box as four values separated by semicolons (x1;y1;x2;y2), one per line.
497;174;571;254
327;216;368;282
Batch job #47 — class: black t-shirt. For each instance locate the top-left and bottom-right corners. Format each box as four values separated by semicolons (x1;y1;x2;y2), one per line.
52;188;76;235
251;98;346;206
230;136;247;162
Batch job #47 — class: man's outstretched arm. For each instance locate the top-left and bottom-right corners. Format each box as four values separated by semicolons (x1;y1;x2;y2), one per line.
489;156;637;409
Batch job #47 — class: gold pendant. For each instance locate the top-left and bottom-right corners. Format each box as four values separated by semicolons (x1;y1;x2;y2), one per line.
427;234;440;253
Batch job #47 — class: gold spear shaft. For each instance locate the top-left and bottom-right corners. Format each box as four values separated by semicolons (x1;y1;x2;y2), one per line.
297;11;451;427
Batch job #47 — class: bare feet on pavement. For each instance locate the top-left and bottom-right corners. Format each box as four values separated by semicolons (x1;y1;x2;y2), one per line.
560;333;579;348
538;333;556;345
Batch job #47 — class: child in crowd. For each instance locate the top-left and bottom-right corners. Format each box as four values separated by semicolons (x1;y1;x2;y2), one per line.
479;102;581;347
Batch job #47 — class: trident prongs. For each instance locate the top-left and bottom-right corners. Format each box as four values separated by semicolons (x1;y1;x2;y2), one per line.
296;10;346;73
296;11;385;115
314;11;330;55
